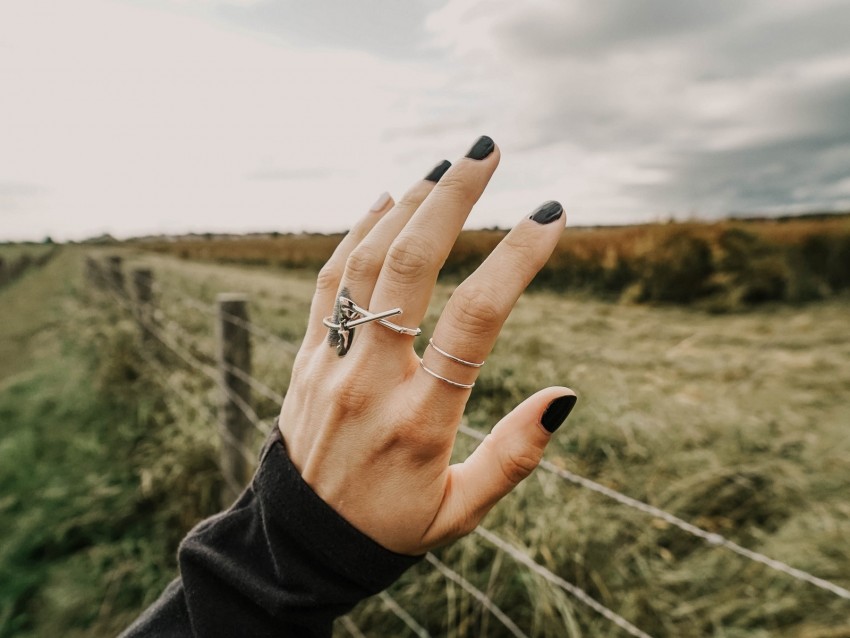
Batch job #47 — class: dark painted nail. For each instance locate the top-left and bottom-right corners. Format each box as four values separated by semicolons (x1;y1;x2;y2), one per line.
529;201;564;225
465;135;495;160
541;395;577;433
425;159;452;183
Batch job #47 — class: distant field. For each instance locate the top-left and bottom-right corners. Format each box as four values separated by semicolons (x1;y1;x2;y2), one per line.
4;249;849;636
0;243;54;263
135;214;850;308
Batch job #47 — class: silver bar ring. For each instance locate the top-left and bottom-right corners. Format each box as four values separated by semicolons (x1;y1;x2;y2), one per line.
323;296;422;356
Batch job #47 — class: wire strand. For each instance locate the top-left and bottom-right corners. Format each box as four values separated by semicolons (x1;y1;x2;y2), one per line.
474;527;653;638
338;616;366;638
459;424;850;602
179;295;300;355
379;592;430;638
426;554;528;638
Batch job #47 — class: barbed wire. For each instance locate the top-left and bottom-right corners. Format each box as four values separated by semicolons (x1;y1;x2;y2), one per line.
338;616;366;638
178;295;301;355
475;527;653;638
135;344;257;480
458;424;850;602
99;279;272;438
378;591;430;637
425;553;528;638
220;360;286;405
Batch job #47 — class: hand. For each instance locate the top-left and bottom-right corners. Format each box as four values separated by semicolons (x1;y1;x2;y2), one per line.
278;136;577;555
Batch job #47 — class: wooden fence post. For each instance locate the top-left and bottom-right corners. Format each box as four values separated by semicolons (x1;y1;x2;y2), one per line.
216;294;253;505
85;256;102;288
0;257;7;287
132;268;154;344
107;255;124;293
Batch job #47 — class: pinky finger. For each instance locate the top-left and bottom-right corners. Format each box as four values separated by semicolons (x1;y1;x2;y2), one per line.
302;192;395;348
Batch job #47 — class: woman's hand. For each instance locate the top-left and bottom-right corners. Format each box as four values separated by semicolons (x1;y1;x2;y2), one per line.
279;136;576;556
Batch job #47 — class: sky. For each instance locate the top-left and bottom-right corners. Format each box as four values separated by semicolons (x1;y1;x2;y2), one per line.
2;0;850;241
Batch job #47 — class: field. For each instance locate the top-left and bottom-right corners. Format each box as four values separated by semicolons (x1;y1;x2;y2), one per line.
137;213;850;309
2;245;849;637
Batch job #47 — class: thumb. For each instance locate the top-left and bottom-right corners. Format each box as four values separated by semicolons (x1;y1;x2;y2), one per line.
436;387;577;543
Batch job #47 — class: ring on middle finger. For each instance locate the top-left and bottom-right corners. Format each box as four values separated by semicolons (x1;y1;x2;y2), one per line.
323;295;422;356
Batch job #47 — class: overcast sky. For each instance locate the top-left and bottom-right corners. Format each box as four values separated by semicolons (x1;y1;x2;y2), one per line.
2;0;849;241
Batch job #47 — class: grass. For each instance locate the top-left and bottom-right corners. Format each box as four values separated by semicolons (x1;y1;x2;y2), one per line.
135;214;850;308
0;251;221;637
3;248;850;636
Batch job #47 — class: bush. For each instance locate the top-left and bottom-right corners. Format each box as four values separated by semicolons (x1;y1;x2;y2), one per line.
634;231;714;302
800;232;850;291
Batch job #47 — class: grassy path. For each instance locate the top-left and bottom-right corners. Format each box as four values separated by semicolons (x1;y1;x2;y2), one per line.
0;250;210;637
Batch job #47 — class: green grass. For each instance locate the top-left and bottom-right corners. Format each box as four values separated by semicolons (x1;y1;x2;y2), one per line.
0;243;53;263
108;251;850;637
3;250;850;636
0;251;220;637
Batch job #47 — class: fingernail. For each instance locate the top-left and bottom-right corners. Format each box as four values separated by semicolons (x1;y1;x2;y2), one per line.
369;191;392;212
541;394;577;433
424;159;452;183
529;201;563;225
465;135;495;160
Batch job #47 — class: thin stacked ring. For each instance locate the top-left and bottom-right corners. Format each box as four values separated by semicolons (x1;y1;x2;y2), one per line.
419;338;485;389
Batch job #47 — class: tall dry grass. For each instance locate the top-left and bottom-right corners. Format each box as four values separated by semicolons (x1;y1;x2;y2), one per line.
137;215;850;309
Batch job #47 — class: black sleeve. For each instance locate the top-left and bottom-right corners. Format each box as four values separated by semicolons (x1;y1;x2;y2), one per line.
121;428;422;638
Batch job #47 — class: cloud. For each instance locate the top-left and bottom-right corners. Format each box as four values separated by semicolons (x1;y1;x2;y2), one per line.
0;181;47;214
0;0;453;239
2;0;849;239
244;168;339;181
424;0;850;221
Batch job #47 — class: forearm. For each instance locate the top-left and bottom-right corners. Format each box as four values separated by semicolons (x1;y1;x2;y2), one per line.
122;428;421;638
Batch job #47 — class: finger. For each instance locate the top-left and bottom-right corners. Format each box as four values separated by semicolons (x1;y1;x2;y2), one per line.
367;136;500;347
416;201;565;393
422;387;577;547
338;160;451;311
303;191;395;348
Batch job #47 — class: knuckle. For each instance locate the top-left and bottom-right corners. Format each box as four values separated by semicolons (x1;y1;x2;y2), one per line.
396;182;430;210
315;262;341;293
391;402;444;460
329;378;373;420
385;236;436;281
448;285;503;334
499;444;540;486
345;245;384;281
434;171;475;207
503;231;540;264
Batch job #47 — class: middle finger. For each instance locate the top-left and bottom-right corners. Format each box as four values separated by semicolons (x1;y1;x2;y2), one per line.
367;135;500;350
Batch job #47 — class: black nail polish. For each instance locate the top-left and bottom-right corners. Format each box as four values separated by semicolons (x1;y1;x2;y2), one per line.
465;135;495;160
529;201;563;225
541;395;577;433
425;159;451;183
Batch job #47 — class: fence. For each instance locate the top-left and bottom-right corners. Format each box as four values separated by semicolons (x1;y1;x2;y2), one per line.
86;254;850;637
0;246;60;288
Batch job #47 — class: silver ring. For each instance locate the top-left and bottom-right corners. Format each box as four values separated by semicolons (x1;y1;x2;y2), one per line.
427;338;485;368
322;298;422;336
419;359;475;389
323;296;422;355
